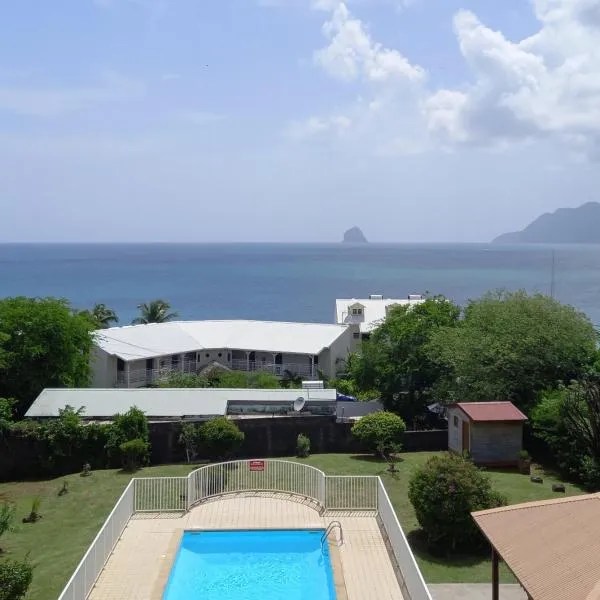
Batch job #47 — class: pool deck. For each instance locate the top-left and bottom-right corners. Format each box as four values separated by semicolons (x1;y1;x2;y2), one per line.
88;492;404;600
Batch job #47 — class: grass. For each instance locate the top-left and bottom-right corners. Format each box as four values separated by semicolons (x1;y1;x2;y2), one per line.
0;454;584;598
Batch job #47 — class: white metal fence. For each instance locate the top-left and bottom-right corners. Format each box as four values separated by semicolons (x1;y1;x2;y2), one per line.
377;479;432;600
325;475;378;510
188;459;326;506
134;477;188;512
57;481;134;600
56;460;429;600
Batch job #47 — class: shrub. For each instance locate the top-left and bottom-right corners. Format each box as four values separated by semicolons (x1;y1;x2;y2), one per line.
119;438;149;472
105;407;150;466
296;433;310;458
22;498;41;524
351;411;406;456
408;453;507;553
0;502;15;552
198;418;244;460
0;558;33;600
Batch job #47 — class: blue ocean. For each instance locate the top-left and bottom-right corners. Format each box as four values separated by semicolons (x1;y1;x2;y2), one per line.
1;243;599;327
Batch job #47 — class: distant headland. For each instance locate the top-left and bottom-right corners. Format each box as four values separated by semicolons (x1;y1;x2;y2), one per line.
493;202;600;244
342;226;368;243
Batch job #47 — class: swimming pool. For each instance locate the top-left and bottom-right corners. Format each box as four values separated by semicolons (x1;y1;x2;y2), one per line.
162;529;337;600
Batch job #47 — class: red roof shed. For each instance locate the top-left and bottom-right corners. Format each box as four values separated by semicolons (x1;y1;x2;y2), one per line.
447;402;528;466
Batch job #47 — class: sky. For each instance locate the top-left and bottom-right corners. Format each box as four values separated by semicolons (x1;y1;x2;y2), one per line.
1;0;600;243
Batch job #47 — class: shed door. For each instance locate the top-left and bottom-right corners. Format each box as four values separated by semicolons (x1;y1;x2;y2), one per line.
462;421;470;452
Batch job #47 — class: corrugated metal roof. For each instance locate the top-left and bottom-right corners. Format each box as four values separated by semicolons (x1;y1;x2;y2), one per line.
25;387;337;419
473;494;600;600
93;320;350;361
454;402;527;422
335;297;424;333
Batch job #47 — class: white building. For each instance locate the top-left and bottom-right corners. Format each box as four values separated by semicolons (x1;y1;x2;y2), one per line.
91;320;356;388
25;387;339;420
335;293;425;338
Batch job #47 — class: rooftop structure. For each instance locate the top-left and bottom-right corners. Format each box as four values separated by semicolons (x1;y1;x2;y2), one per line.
473;493;600;600
91;320;355;388
335;294;425;335
25;387;339;420
452;401;528;423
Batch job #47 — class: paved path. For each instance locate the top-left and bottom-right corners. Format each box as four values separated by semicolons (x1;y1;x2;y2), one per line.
429;584;527;600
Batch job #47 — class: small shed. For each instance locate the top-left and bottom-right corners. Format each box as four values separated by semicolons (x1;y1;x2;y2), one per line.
447;402;528;466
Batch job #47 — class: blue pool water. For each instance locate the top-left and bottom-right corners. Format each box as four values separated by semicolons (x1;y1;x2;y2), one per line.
162;529;337;600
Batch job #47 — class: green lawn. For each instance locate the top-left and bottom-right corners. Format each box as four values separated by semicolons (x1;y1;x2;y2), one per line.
0;454;583;598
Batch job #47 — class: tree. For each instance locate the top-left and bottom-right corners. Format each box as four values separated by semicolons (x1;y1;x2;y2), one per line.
0;297;95;417
349;296;460;420
428;290;597;410
351;411;406;457
198;417;244;460
132;300;178;325
408;453;506;552
82;304;118;329
179;423;201;463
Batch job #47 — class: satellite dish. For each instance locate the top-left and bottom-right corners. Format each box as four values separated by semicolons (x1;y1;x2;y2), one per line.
293;397;306;412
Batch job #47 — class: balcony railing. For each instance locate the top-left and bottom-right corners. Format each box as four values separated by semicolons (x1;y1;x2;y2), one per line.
116;360;317;387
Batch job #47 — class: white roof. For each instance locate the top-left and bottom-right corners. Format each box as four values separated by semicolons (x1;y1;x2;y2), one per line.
335;296;425;333
93;320;349;361
26;387;337;419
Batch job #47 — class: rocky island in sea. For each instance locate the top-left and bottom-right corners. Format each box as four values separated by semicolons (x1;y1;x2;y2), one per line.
493;202;600;244
342;226;368;243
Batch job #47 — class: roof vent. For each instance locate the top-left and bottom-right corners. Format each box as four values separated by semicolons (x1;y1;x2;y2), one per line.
302;380;324;390
408;294;424;300
369;294;384;300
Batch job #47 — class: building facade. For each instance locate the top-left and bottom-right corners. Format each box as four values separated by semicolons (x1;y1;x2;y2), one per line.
91;320;357;388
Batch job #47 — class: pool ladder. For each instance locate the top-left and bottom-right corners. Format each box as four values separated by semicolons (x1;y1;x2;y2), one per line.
321;521;343;551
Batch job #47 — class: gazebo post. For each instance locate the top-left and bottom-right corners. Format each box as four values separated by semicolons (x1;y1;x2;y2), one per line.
492;547;499;600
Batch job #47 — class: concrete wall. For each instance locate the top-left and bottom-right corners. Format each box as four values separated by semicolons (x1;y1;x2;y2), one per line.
90;347;116;387
470;422;524;465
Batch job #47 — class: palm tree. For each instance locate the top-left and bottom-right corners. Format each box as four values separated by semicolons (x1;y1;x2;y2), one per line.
132;300;179;325
91;303;119;329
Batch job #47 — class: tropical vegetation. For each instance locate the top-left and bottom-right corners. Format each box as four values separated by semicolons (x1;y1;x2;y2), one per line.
132;300;179;324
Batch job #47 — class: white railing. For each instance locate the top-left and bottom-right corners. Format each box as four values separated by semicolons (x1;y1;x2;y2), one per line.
57;480;135;600
325;475;378;511
134;477;188;512
116;361;317;387
230;360;316;378
187;459;326;507
377;479;432;600
56;461;430;600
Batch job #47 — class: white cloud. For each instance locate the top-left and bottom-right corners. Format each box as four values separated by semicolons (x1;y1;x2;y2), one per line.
0;72;144;118
424;1;600;156
314;2;425;82
285;114;352;139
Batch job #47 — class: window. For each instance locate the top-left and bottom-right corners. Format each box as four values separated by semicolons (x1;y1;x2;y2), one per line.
117;358;125;372
218;352;222;358
205;353;210;358
351;307;363;315
314;355;319;365
453;416;459;427
172;354;180;367
353;332;360;339
146;358;154;370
